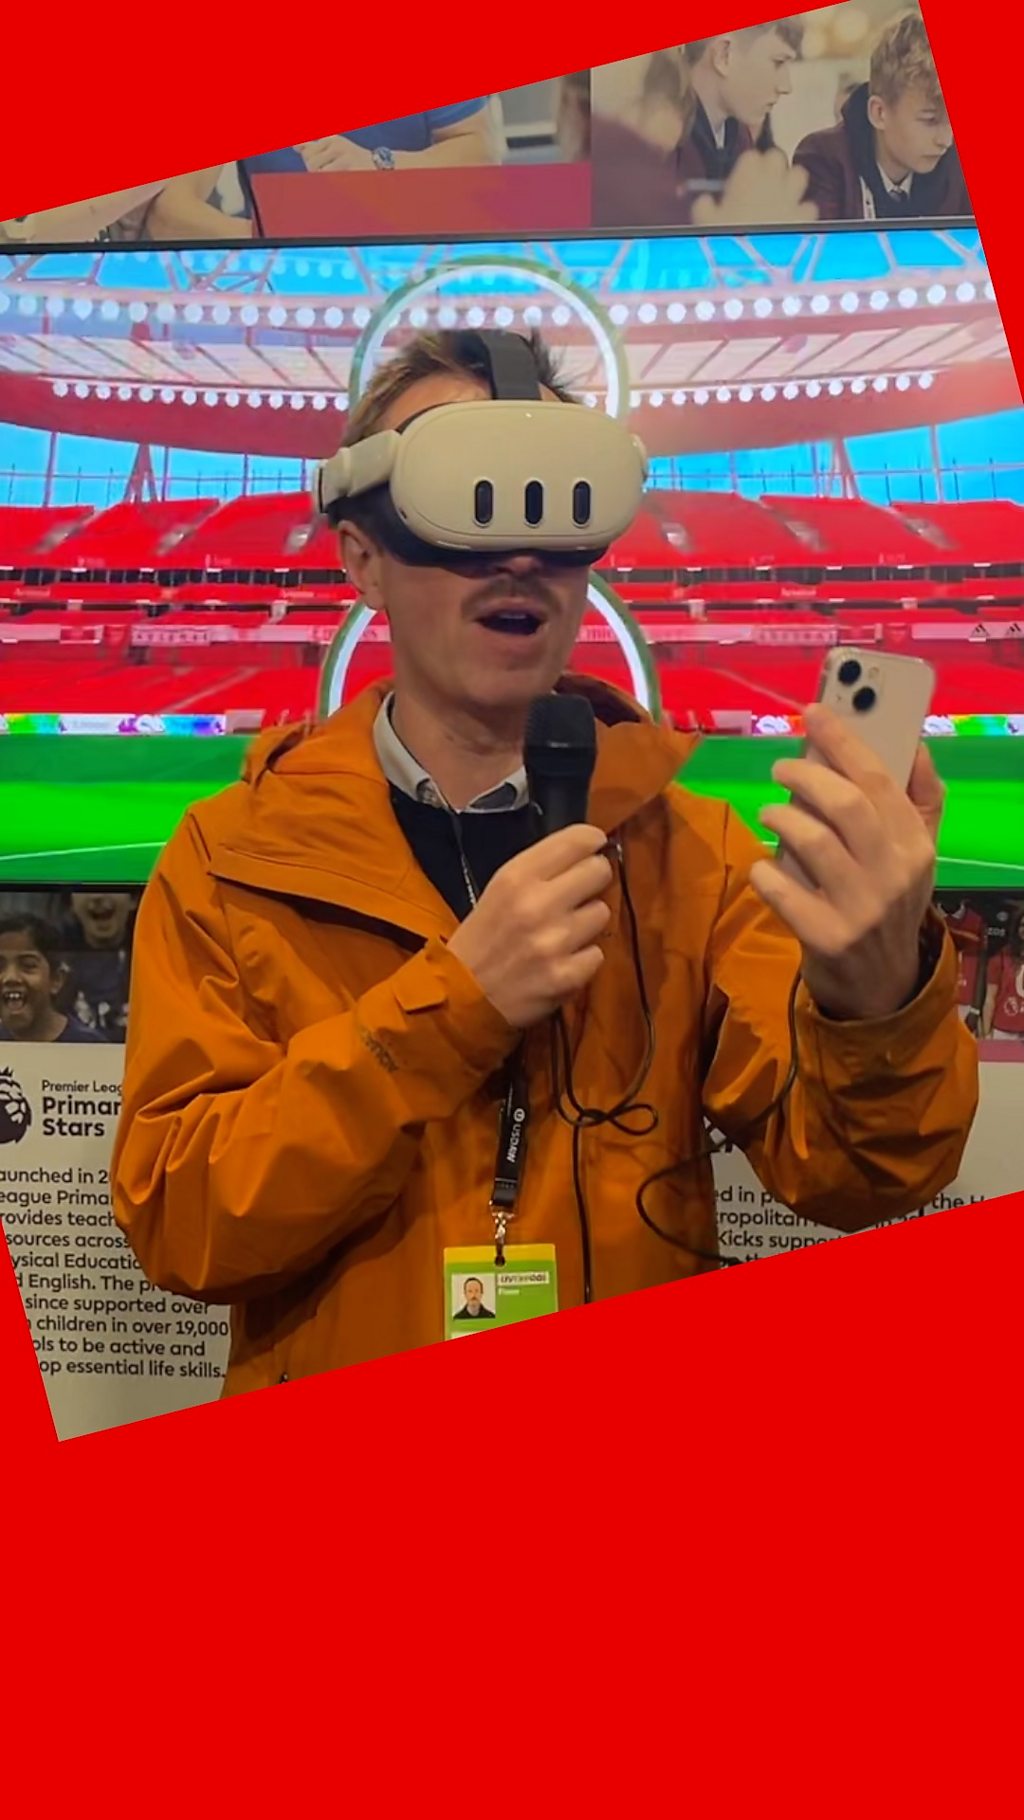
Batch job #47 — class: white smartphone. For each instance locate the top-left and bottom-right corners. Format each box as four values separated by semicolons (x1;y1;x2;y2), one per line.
775;647;936;888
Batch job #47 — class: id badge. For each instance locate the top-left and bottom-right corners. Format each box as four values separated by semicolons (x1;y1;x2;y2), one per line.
444;1246;558;1340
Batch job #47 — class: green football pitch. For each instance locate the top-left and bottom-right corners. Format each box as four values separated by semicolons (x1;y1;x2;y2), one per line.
0;735;1022;888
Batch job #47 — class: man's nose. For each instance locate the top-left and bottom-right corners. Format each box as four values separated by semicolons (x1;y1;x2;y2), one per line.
489;550;546;575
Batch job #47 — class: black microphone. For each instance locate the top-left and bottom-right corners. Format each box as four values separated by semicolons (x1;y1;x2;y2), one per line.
524;695;598;838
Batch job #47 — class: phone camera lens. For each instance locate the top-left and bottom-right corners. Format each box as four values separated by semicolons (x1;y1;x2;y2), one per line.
838;658;862;686
852;686;876;713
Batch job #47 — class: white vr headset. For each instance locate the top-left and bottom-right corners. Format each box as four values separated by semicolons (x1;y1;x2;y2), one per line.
313;329;647;568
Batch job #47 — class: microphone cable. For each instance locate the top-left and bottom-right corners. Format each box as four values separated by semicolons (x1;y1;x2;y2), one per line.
549;834;802;1290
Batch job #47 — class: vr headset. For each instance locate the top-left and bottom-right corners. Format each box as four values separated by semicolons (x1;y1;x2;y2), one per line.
314;329;647;568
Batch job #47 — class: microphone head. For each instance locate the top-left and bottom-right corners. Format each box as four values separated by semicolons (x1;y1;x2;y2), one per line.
524;694;597;784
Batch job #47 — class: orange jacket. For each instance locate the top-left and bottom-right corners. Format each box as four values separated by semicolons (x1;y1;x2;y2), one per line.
112;680;978;1396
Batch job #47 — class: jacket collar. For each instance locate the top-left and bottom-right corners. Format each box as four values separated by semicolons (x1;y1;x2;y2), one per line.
208;677;697;942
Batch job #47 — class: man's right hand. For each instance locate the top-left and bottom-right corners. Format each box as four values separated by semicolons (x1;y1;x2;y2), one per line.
447;825;613;1030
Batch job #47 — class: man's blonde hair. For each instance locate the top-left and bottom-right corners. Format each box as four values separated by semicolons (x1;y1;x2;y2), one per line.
870;11;946;112
343;329;576;447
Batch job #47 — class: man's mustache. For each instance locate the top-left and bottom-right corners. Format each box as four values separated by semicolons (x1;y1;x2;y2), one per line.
464;574;562;617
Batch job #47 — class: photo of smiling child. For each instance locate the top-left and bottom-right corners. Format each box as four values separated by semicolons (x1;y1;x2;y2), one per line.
0;916;111;1045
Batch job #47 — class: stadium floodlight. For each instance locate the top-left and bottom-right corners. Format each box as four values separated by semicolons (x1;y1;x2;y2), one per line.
782;296;802;317
225;390;241;408
716;386;732;403
74;382;90;399
840;292;859;313
760;385;777;402
240;304;259;326
869;290;890;311
638;303;658;324
695;300;715;321
667;302;686;323
184;302;204;324
295;307;316;329
927;284;947;305
650;391;665;407
753;296;773;318
466;306;486;328
73;298;93;320
724;298;743;321
268;305;287;328
212;303;232;326
671;389;687;405
783;382;800;400
811;294;830;315
694;387;710;405
897;288;918;308
324;307;344;329
956;282;977;303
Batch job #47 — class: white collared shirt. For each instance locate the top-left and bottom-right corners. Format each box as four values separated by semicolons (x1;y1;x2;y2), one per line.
860;167;914;219
372;694;529;813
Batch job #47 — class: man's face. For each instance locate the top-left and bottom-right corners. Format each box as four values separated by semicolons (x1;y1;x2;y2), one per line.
464;1279;484;1312
0;931;61;1039
340;373;591;726
70;892;134;949
869;85;953;176
717;31;797;130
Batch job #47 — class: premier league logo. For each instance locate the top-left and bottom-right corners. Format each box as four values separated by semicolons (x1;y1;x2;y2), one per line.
0;1067;32;1146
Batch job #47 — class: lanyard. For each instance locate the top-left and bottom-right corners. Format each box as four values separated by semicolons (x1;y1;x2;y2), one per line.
446;809;532;1268
489;1056;529;1266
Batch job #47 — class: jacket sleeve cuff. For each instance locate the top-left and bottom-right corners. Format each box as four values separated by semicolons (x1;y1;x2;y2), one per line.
343;938;519;1126
796;914;959;1087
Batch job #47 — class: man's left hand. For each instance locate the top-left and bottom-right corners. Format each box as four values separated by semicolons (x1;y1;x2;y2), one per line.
298;137;375;174
750;704;943;1021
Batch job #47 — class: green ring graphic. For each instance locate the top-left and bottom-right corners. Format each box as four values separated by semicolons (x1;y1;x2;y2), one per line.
348;254;631;419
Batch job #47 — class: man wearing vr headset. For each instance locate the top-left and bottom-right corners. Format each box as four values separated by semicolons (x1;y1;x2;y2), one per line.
112;329;976;1397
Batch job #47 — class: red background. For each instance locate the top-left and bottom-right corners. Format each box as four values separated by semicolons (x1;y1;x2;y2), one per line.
2;4;1021;1810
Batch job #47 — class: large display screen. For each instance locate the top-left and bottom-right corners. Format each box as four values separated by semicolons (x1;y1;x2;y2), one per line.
1;225;1022;888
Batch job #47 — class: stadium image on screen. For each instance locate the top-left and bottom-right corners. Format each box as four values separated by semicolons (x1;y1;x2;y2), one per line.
0;226;1022;887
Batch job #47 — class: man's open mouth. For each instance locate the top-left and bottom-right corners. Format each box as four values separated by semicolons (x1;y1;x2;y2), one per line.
2;990;28;1010
476;609;545;637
